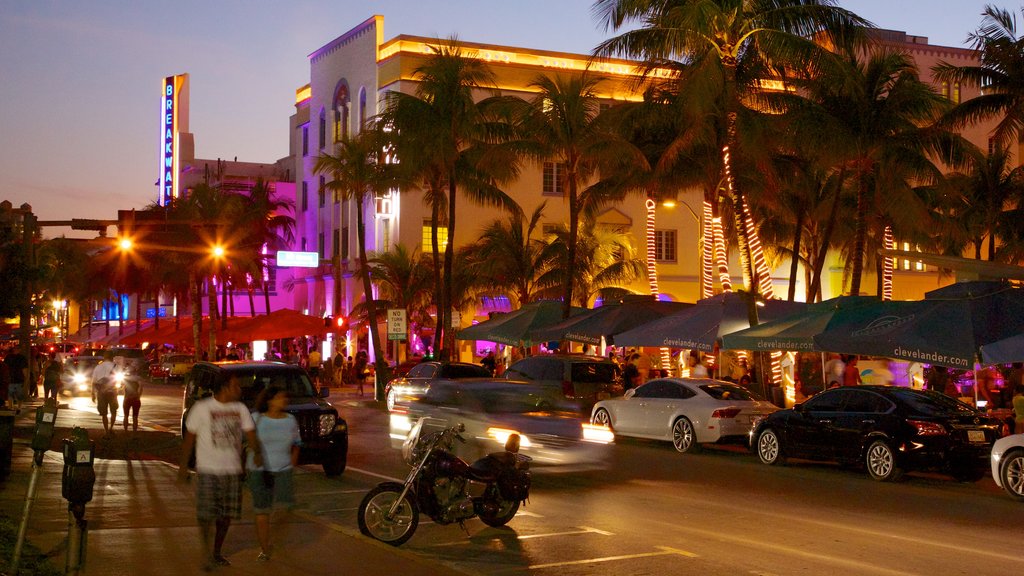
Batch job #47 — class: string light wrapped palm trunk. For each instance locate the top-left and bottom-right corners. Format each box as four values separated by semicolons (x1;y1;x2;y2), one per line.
882;226;894;301
645;198;672;372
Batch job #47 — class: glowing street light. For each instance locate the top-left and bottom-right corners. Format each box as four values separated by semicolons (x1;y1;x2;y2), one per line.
211;245;226;258
118;237;133;251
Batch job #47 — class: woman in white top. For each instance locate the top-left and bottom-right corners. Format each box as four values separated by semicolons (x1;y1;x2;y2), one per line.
247;385;300;561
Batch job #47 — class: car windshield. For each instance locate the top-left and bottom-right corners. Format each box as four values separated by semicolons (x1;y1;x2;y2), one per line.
699;383;762;401
889;388;977;416
440;364;490;379
216;369;317;406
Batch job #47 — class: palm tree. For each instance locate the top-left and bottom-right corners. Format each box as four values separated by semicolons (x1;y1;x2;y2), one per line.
463;204;549;308
380;40;520;359
314;127;405;397
933;5;1024;150
514;73;642;319
357;244;434;360
593;0;868;304
240;178;295;314
535;220;646;306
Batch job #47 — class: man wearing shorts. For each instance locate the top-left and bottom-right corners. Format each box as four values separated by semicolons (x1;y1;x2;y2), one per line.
90;354;119;435
178;376;262;571
3;348;28;413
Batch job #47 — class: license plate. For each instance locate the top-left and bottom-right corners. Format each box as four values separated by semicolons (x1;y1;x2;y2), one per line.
967;430;986;443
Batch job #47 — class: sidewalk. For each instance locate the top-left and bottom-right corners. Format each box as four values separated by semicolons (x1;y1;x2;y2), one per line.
0;397;467;576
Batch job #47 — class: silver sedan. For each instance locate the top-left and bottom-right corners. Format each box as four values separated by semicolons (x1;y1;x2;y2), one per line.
591;378;778;453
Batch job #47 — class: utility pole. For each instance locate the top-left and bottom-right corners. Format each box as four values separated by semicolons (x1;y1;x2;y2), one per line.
20;211;36;380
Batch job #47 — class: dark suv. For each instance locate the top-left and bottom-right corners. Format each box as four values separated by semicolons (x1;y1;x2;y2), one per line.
503;354;622;413
182;361;348;476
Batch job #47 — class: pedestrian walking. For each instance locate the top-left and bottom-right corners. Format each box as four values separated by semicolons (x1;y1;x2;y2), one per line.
308;348;322;385
91;354;120;435
122;369;143;432
41;353;62;401
178;375;262;571
3;348;29;413
354;351;368;396
247;385;300;561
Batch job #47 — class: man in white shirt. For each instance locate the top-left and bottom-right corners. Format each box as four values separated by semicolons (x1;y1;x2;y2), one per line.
178;376;262;570
90;354;119;434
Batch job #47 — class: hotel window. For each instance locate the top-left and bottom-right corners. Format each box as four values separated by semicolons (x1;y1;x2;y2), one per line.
381;219;391;250
359;87;367;129
333;189;341;204
318;110;326;149
301;182;308;212
942;81;949;99
318;232;325;259
332;228;340;258
342;226;349;260
422;220;449;253
301;237;307;251
953;83;961;104
543;162;565;196
334;84;349;142
654;230;677;262
900;241;925;271
301;124;309;156
318;178;325;207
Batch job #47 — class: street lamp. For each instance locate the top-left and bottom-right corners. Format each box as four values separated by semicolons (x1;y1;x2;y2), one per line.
118;237;133;251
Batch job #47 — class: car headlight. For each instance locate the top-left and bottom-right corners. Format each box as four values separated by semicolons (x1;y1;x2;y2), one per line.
582;423;615;444
114;371;125;385
390;413;412;433
319;414;337;436
73;373;86;384
487;427;532;449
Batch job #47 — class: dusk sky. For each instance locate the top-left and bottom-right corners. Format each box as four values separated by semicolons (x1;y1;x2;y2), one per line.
0;1;1002;237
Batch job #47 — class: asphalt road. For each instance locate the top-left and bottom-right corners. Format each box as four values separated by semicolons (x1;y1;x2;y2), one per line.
119;384;1024;576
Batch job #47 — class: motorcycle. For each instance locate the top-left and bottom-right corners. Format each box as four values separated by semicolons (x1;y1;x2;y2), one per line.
357;418;532;546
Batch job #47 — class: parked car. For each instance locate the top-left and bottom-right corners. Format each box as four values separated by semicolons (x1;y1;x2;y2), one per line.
60;356;103;396
503;354;622;413
991;433;1024;500
108;347;149;376
389;380;614;468
182;361;349;476
385;361;491;412
591;378;778;453
752;386;1000;482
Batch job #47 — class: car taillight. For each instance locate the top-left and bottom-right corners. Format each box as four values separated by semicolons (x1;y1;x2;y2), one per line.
908;420;946;436
711;408;742;419
562;380;574;399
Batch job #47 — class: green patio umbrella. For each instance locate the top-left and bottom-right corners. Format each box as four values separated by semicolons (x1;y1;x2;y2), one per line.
530;297;691;345
719;296;879;352
456;301;585;346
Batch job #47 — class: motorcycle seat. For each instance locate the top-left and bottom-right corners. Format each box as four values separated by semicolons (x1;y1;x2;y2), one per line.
466;452;515;482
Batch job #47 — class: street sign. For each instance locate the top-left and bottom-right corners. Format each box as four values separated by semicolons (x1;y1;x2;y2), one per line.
276;251;319;268
451;311;461;329
387;309;406;341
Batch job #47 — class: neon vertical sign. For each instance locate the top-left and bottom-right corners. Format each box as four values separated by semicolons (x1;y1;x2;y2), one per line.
159;74;189;206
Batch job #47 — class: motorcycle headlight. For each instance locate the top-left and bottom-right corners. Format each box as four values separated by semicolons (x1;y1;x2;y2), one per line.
487;427;531;449
318;413;336;436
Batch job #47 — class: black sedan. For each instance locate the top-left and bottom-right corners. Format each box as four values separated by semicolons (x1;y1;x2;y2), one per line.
385;361;491;412
751;385;1000;482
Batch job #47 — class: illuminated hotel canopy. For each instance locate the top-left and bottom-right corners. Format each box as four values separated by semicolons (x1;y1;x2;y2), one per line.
159;74;189;206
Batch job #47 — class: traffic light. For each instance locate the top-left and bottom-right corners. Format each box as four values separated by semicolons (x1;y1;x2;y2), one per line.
335;316;347;330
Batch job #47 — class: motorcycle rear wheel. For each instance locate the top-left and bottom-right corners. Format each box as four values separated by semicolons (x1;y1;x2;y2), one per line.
479;492;520;528
358;482;419;546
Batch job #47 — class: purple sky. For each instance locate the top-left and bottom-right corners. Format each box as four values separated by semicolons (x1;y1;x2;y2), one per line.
0;0;1000;238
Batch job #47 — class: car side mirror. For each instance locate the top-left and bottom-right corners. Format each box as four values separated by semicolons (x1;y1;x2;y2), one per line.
624;389;636;399
318;386;330;399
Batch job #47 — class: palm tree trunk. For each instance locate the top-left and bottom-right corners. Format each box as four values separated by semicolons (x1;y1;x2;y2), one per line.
431;199;443;357
263;278;271;315
355;194;386;401
207;275;218;359
221;279;228;330
808;170;845;302
442;178;457;359
153;293;160;331
190;272;202;361
988;233;996;261
850;173;870;295
564;171;579;317
135;293;142;334
248;286;256;317
788;208;805;301
701;197;715;299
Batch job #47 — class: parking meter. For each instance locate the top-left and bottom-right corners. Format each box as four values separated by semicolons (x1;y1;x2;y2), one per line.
62;427;95;506
31;400;59;456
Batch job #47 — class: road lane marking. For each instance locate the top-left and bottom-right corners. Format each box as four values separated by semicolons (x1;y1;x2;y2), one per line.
344;466;405;482
527;546;697;570
429;526;614;547
300;489;367;496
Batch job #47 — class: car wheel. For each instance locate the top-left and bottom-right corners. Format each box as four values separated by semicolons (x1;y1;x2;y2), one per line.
592;408;613;431
671;417;698;453
757;428;785;465
865;440;904;482
323;438;348;477
385;387;396;412
999;450;1024;501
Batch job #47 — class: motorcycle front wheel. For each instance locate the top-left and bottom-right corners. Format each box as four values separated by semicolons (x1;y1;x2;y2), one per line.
358;482;419;546
479;488;520;528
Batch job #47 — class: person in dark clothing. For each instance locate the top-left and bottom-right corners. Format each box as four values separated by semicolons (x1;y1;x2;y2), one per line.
481;351;497;375
42;353;62;400
4;349;29;412
622;354;641;392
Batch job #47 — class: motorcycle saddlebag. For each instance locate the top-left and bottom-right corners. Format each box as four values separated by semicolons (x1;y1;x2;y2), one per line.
497;468;531;502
